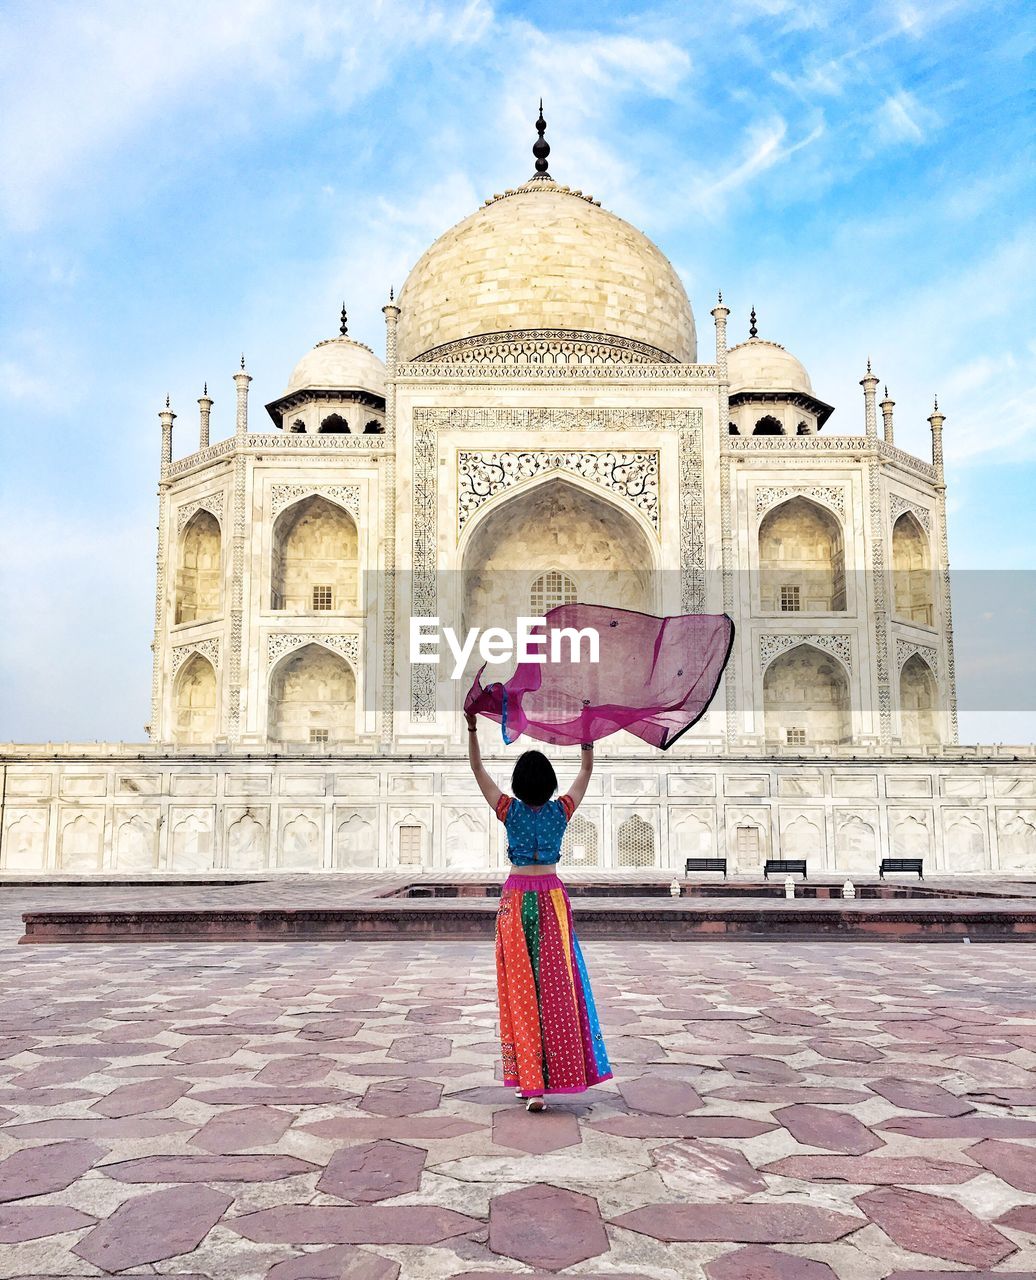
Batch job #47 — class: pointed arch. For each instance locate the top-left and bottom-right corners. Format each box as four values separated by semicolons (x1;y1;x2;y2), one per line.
268;642;356;744
763;642;852;746
616;815;655;867
271;494;359;613
175;509;222;624
899;652;939;746
759;496;846;612
173;653;217;744
319;412;349;434
754;415;784;435
562;813;599;866
892;511;934;626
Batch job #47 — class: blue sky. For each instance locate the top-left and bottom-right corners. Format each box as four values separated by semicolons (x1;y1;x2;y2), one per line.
1;0;1034;743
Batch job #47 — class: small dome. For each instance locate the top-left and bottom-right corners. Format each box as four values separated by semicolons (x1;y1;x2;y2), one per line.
285;337;386;398
396;181;696;363
727;338;813;396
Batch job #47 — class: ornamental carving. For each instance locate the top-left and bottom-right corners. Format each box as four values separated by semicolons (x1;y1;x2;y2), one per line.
755;484;845;519
457;451;659;535
889;493;932;534
759;633;852;672
396;362;716;381
412;406;705;720
270;483;361;520
415;328;679;366
896;638;939;676
728;435;937;482
176;492;225;532
266;633;360;668
171;637;221;676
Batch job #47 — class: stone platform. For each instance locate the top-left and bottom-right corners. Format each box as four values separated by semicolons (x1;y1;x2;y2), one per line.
14;872;1036;945
1;878;1036;1277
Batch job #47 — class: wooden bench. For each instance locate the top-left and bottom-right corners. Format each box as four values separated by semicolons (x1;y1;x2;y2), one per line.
764;859;807;879
879;857;924;880
684;858;728;877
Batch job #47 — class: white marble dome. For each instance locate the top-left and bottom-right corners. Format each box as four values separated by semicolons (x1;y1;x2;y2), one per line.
285;337;386;398
727;338;812;396
396;181;697;363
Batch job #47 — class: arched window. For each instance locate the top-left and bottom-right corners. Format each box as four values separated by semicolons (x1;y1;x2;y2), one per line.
174;653;218;744
758;496;846;612
270;495;358;612
562;814;599;866
175;510;222;624
754;415;784;435
363;419;383;434
617;816;655;867
763;644;852;746
728;421;740;435
899;653;939;746
796;420;810;435
530;569;577;617
319;413;349;434
289;419;306;434
892;512;933;626
268;643;356;743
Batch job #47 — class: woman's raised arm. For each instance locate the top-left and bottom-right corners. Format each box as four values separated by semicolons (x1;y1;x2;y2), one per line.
565;743;594;812
466;713;503;810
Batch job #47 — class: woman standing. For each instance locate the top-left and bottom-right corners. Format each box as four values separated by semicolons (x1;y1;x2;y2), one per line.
465;712;613;1111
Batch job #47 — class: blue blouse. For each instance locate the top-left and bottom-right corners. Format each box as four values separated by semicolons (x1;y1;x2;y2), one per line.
497;795;574;866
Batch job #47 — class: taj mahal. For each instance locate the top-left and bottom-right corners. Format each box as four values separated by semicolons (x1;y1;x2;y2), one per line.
4;113;1036;877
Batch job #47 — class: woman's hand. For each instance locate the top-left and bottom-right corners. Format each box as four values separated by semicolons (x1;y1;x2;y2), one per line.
465;712;477;732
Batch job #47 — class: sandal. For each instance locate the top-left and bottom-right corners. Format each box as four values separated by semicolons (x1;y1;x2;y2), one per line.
526;1097;546;1113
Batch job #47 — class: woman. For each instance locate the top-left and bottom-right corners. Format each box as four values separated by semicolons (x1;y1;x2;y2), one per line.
465;711;613;1111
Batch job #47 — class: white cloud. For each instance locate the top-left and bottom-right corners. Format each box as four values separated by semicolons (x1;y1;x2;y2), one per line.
873;89;940;145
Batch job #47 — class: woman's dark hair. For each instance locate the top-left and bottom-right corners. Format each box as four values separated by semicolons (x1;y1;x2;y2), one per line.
511;750;558;806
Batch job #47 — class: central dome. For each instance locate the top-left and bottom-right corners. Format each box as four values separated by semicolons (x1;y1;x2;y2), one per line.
396;180;697;364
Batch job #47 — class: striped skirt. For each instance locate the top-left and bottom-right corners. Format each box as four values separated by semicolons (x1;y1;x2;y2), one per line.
495;871;613;1097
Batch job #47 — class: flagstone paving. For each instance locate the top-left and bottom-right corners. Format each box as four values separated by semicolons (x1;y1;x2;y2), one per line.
0;882;1035;1276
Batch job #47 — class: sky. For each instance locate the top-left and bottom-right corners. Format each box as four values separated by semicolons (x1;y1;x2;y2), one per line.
1;0;1034;744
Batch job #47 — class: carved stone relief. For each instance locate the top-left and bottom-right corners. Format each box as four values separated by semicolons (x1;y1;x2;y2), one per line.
759;632;852;672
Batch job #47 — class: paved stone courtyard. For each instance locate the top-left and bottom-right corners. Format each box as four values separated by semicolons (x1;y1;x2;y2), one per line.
2;883;1036;1278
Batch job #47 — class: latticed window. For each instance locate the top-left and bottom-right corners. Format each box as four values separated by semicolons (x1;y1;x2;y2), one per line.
398;825;422;866
616;816;655;868
561;814;598;865
530;570;577;618
309;728;329;743
780;584;801;611
312;585;333;610
786;727;807;745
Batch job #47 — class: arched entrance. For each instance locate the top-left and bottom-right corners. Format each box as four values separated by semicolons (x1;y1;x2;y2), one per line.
268;644;356;744
899;653;939;746
759;497;846;612
173;654;217;744
763;643;852;746
271;496;358;613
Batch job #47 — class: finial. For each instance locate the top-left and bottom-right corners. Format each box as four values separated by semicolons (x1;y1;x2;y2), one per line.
933;393;939;412
203;381;208;396
717;289;723;303
749;306;758;339
240;353;246;370
532;99;551;179
389;285;394;302
883;384;888;398
165;394;170;409
339;303;348;336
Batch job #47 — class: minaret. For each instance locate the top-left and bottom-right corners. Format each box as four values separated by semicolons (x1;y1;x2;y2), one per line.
928;395;945;478
860;359;879;438
712;290;730;382
197;383;213;450
879;384;895;446
713;291;737;747
233;355;251;440
159;395;176;469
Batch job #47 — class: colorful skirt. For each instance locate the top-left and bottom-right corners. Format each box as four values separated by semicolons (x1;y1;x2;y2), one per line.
495;871;613;1097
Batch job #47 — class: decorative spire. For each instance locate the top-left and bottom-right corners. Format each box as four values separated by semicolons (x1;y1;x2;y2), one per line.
717;290;723;303
165;393;170;408
867;357;872;375
240;353;246;370
532;99;552;180
933;393;939;412
749;307;758;339
389;285;394;302
339;303;348;337
203;381;208;396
